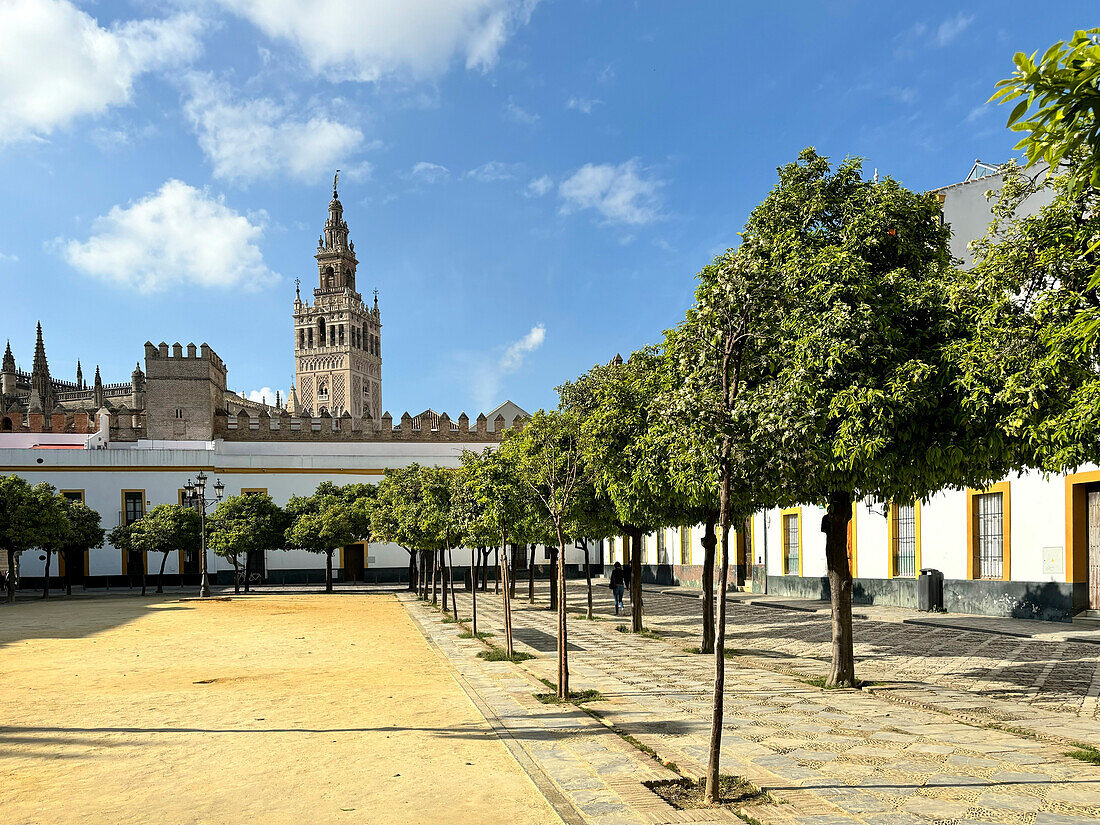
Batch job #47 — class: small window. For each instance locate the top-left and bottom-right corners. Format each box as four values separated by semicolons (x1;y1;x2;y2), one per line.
62;490;84;504
743;518;753;565
308;328;314;348
892;503;917;578
782;512;799;575
679;527;690;565
175;408;184;419
973;492;1004;579
656;529;668;565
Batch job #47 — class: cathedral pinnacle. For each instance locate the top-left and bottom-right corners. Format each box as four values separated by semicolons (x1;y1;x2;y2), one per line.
2;340;14;373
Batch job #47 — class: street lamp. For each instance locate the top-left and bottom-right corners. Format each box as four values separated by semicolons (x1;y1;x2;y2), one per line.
183;471;224;597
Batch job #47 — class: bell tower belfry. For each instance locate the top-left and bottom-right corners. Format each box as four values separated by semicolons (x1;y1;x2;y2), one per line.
292;173;383;420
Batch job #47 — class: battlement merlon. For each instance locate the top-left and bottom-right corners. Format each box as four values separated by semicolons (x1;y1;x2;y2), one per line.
143;341;228;378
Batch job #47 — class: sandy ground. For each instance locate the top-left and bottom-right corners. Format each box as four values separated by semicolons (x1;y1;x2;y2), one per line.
0;594;559;825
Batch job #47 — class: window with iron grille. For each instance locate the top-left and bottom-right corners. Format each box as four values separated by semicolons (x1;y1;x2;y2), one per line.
743;518;753;564
783;513;799;574
974;492;1004;579
680;526;691;565
892;503;917;578
656;529;668;564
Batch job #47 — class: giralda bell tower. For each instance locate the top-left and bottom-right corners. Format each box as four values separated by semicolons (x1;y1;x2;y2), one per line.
292;173;382;420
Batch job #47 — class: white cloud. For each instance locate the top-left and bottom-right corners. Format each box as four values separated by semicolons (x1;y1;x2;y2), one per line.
0;251;18;263
500;324;545;371
566;97;601;114
60;179;277;293
504;101;539;125
184;74;365;184
409;161;451;183
211;0;537;82
558;159;664;225
470;324;545;410
465;161;517;182
525;175;552;197
0;0;202;143
932;13;973;47
247;388;277;405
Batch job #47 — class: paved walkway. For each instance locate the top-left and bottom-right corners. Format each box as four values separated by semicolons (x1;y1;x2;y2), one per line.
626;584;1100;730
408;582;1100;825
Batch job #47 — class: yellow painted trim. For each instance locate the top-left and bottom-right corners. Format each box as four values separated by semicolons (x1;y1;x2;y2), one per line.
1064;469;1100;584
848;505;857;578
0;465;388;475
966;481;1011;581
781;507;802;576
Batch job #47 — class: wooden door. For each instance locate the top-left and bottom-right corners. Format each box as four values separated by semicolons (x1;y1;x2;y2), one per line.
1087;487;1100;610
344;545;365;582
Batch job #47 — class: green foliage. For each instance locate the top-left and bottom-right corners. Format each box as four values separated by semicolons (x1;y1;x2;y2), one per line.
991;28;1100;195
476;647;534;662
559;350;675;533
371;464;454;552
958;163;1100;471
740;148;1014;504
58;501;106;558
505;410;588;539
284;494;355;556
0;476;66;556
209;492;288;562
128;504;199;558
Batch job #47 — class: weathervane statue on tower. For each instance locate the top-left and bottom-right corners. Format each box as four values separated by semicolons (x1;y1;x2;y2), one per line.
333;169;340;197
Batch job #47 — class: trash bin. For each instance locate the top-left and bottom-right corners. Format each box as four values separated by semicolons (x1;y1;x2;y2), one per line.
918;568;944;612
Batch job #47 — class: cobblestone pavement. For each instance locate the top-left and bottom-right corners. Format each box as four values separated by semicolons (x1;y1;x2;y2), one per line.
568;581;1100;724
413;581;1100;825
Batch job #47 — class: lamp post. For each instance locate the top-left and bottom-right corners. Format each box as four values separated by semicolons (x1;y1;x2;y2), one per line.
183;471;224;597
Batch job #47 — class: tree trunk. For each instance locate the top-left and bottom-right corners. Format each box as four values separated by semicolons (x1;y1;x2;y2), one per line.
140;556;147;597
441;548;450;612
482;549;489;590
244;550;251;593
555;524;569;699
471;547;478;638
494;548;500;594
407;549;417;592
448;549;458;621
528;544;535;602
431;549;439;604
500;532;514;656
705;455;733;803
549;548;558;610
701;515;717;654
157;551;169;594
824;490;856;687
325;550;333;593
7;548;17;602
42;550;52;599
629;529;643;632
421;550;429;599
65;550;74;597
583;541;593;620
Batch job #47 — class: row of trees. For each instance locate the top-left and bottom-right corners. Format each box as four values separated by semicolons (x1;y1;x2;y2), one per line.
0;475;106;602
484;28;1100;804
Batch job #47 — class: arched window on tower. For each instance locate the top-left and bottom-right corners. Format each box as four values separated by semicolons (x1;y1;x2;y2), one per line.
338;325;345;345
307;328;313;348
324;266;335;289
298;329;304;349
1;417;12;431
317;317;326;346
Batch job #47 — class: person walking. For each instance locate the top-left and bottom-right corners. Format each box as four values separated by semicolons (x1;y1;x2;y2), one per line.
609;561;626;615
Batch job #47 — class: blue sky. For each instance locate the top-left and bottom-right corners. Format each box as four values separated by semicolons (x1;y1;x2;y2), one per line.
0;0;1092;416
